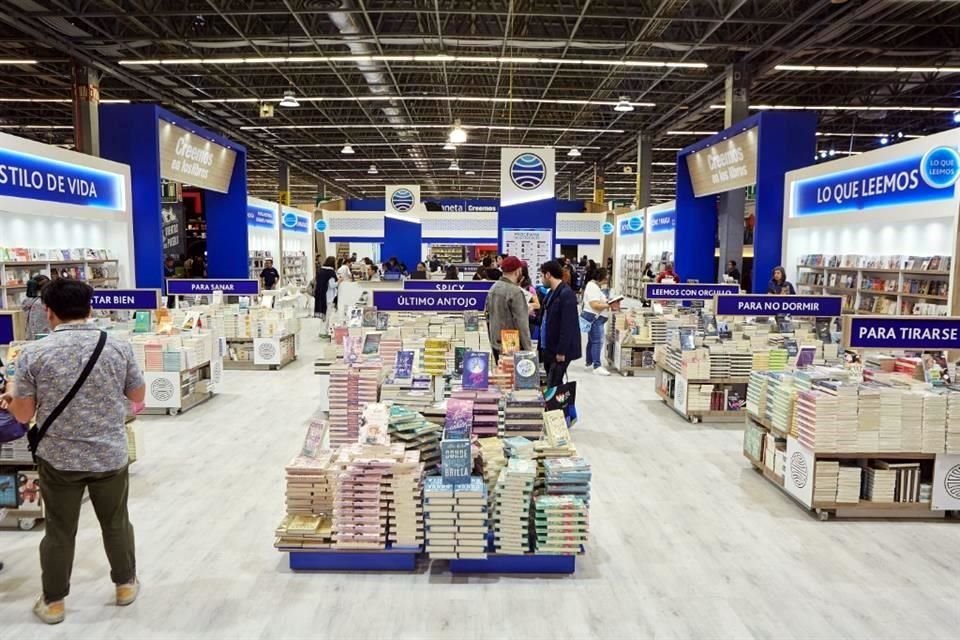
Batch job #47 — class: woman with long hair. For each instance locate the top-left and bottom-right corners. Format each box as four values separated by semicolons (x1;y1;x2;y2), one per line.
314;256;338;321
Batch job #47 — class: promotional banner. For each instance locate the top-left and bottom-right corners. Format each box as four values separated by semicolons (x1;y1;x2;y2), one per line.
685;127;758;197
0;146;125;209
847;316;960;350
500;147;556;206
644;283;739;300
372;290;487;311
167;278;260;296
714;294;843;317
793;145;960;217
932;454;960;510
281;209;310;233
650;209;676;233
91;289;160;310
403;280;494;291
161;201;185;256
502;228;552;272
386;185;421;215
618;212;644;237
158;119;237;194
247;202;276;229
429;198;498;213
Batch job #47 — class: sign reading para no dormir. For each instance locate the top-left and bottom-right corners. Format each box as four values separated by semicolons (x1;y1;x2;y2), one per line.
158;120;238;194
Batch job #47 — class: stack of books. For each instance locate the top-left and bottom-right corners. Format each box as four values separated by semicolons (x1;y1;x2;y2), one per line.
388;406;441;472
534;495;588;555
948;393;960;453
814;461;839;504
477;437;506;495
423;338;449;376
857;386;881;452
879;387;904;451
386;451;424;551
900;393;924;452
796;391;837;452
836;466;862;504
770;375;796;437
284;453;335;516
503;389;545;439
451;389;500;437
921;392;947;453
504;436;535;459
747;372;769;417
423;476;488;559
328;362;381;447
493;458;536;554
274;514;333;550
863;466;897;503
543;457;591;504
331;457;392;550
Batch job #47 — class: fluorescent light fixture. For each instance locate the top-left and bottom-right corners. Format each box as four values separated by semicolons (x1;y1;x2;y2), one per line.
0;60;38;65
667;130;718;135
340;144;354;154
448;119;467;144
708;103;958;113
443;142;457;151
775;64;960;74
567;147;581;157
613;96;634;112
465;170;476;175
279;91;299;108
0;125;73;129
368;164;378;174
242;123;622;134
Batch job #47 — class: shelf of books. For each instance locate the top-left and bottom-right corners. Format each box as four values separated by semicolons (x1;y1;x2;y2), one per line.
795;254;951;316
618;254;644;300
277;310;588;574
248;250;274;281
605;310;656;377
743;362;960;520
282;250;308;286
1;248;121;308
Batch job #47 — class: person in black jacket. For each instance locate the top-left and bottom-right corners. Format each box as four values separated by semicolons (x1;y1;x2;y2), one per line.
538;260;583;388
314;256;338;319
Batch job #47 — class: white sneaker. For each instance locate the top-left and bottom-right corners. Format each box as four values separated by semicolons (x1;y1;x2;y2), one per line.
584;362;594;370
593;367;611;376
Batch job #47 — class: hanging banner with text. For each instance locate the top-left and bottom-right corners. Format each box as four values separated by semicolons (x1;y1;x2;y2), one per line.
403;280;494;291
846;316;960;350
91;289;160;310
372;290;487;312
684;127;758;197
0;146;126;210
644;283;739;300
166;278;260;296
714;294;843;317
161;201;185;256
158;119;237;194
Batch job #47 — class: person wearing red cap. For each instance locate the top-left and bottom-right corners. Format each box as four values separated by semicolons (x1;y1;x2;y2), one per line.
484;255;533;363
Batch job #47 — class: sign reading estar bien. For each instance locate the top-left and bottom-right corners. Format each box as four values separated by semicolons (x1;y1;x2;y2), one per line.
90;289;160;310
685;127;758;197
158;120;237;194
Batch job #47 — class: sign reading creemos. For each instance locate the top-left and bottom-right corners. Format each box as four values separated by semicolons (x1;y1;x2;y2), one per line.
618;212;644;236
847;316;960;350
386;185;421;215
247;203;276;229
500;147;556;206
0;146;125;209
91;289;160;310
792;145;960;217
714;294;843;317
432;199;498;213
403;280;494;291
158;119;237;194
372;290;488;311
644;283;739;300
650;209;676;233
685;127;758;197
166;278;260;296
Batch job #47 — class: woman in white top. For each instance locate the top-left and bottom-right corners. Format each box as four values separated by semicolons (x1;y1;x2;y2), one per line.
336;257;353;282
582;268;612;375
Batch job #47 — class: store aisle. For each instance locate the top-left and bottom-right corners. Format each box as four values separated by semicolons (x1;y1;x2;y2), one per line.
2;327;959;639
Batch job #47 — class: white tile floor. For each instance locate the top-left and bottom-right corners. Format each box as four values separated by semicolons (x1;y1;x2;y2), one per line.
2;321;959;638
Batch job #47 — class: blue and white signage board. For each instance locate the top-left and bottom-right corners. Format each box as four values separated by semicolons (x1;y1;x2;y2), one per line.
644;283;739;300
500;147;555;207
618;211;644;237
167;278;260;296
91;289;160;310
846;316;960;350
247;202;276;229
403;280;494;292
0;144;126;211
281;208;310;233
714;294;843;317
387;185;421;215
372;290;487;312
650;209;676;233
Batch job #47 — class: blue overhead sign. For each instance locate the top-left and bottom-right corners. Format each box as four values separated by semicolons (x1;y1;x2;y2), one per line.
0;315;14;344
314;219;328;233
0;147;125;210
91;289;160;310
246;204;276;229
618;213;644;236
373;290;487;311
403;280;494;291
167;278;260;296
650;210;676;233
849;316;960;350
793;146;960;217
644;282;739;300
715;294;843;317
282;212;309;233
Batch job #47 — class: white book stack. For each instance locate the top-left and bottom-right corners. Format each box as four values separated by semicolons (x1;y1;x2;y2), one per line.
493;458;536;555
452;478;489;559
834;386;859;453
796;391;837;452
836;466;862;504
857;386;881;452
687;385;713;412
947;394;960;453
386;452;424;551
864;467;897;503
730;351;753;378
879;388;903;452
920;392;947;453
814;461;840;504
900;393;924;452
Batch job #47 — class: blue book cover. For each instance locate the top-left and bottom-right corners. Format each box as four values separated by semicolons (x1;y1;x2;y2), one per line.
462;351;489;390
440;439;472;485
394;350;414;379
464;312;479;332
444;398;474;439
423;476;455;496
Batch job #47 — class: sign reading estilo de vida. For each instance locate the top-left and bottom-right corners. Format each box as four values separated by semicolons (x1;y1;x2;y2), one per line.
402;280;494;291
91;289;160;310
166;279;260;296
0;146;125;209
848;316;960;350
644;283;739;300
714;294;843;317
793;144;960;216
373;290;488;311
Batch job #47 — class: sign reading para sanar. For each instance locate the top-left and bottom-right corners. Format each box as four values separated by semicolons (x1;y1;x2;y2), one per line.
644;283;739;300
848;316;960;350
403;280;494;292
167;278;260;296
91;289;160;310
373;290;487;311
714;294;843;317
0;146;125;210
158;119;237;194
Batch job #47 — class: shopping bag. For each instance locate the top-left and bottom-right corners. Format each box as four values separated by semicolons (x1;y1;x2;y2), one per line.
578;309;597;334
544;380;578;427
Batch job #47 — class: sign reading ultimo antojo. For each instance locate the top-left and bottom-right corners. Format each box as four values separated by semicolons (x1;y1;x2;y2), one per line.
372;290;488;311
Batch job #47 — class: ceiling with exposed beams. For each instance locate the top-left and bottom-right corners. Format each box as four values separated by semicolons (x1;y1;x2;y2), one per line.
0;0;958;206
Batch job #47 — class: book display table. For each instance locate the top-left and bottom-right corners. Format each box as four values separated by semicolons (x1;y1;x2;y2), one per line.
449;553;576;574
654;362;748;424
224;334;297;371
288;549;418;572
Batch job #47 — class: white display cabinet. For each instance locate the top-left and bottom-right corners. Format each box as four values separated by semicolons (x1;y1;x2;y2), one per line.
280;205;315;287
247;196;281;281
614;208;645;297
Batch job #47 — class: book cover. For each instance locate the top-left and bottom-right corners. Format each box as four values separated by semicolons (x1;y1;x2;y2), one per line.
440;439;472;485
394;350;414;379
376;312;389;331
462;351;490;390
678;327;695;351
0;472;17;508
514;351;539;390
454;346;467;375
16;471;41;510
301;420;327;457
134;311;152;333
501;329;521;355
464;312;479;332
348;307;363;328
362;332;382;355
444;398;474;439
362;306;377;328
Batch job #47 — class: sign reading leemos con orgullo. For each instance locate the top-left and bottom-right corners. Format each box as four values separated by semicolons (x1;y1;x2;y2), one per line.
848;316;960;350
644;283;739;300
685;127;758;197
0;146;125;209
715;294;843;317
793;145;960;217
500;147;556;206
158;120;238;194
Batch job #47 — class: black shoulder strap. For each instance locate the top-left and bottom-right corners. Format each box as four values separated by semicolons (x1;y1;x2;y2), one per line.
29;330;108;454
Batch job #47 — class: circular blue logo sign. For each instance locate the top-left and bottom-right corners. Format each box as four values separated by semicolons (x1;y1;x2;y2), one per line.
314;219;328;233
921;145;960;189
510;153;546;190
601;221;615;235
628;216;643;232
390;188;415;212
281;212;298;229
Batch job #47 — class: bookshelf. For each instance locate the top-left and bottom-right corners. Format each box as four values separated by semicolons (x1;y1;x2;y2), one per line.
249;250;274;281
618;254;644;299
283;250;308;286
429;244;466;265
1;254;121;309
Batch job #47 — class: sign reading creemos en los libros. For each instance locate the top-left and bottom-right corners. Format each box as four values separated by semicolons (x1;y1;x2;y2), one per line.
158;119;238;193
685;127;758;197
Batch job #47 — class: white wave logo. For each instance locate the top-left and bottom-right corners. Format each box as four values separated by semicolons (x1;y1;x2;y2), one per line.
510;153;546;190
390;188;415;212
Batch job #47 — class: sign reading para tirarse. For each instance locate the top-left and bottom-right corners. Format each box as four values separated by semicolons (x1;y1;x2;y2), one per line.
714;294;843;317
373;290;487;311
847;316;960;350
644;283;739;300
166;278;260;296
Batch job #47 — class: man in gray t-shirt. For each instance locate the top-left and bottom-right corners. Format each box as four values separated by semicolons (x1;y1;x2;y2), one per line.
1;279;145;624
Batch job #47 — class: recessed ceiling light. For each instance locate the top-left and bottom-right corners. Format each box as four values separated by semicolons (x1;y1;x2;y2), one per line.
340;143;354;154
613;96;634;112
279;90;299;108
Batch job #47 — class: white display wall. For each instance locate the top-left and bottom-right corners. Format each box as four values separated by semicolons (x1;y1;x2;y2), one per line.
645;201;676;269
247;196;280;255
281;204;315;286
